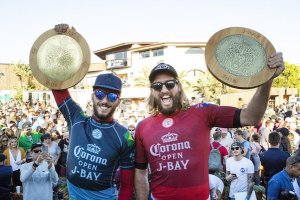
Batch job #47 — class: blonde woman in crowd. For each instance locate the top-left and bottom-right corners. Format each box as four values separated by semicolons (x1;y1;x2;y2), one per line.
3;136;26;191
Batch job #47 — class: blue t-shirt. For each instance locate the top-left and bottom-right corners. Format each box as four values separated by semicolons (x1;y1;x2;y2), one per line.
241;140;251;159
58;97;135;192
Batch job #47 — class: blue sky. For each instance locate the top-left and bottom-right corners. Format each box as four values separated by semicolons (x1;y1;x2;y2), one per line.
1;0;299;65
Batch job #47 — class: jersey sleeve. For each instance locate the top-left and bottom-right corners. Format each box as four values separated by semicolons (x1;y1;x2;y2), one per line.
134;124;148;169
119;130;135;169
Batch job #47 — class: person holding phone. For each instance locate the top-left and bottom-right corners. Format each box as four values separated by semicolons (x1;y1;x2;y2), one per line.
20;143;59;200
42;133;61;172
226;142;255;200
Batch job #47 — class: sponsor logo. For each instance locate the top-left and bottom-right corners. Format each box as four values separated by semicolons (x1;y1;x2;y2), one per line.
92;129;102;139
87;144;101;154
161;132;178;143
162;118;174;128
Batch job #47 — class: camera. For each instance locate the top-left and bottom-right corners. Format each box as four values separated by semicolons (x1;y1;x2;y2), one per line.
280;190;297;200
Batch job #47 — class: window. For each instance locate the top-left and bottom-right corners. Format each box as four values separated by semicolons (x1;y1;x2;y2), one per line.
107;51;127;60
139;51;150;58
153;48;164;57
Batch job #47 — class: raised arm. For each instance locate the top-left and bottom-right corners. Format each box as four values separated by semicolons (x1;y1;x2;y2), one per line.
134;168;149;200
240;52;284;126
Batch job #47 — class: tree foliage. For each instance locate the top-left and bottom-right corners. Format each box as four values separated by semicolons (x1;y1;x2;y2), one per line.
13;62;46;90
272;62;300;93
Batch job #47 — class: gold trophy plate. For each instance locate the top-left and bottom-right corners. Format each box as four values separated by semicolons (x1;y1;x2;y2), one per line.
205;27;276;89
29;27;90;89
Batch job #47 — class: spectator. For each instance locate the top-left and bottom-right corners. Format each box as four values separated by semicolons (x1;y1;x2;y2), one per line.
0;153;12;200
226;142;254;200
209;174;224;200
267;156;300;200
259;119;274;151
57;128;69;176
18;121;43;153
234;129;251;159
260;131;290;189
51;130;61;144
278;127;292;154
0;134;9;153
250;134;262;185
3;136;26;192
220;128;234;152
20;143;59;200
43;133;61;172
209;128;228;172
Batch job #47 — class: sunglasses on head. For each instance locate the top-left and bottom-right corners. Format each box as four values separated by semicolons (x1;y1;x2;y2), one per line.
33;149;42;153
231;147;240;151
151;80;178;91
94;90;119;102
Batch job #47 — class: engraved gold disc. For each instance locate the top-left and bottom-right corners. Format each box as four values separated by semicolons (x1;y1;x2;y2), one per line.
205;27;276;89
29;27;90;89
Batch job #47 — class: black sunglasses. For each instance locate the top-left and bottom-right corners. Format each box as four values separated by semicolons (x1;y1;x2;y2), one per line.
94;90;119;102
33;149;42;153
231;147;240;151
151;80;178;91
2;139;8;142
128;128;135;131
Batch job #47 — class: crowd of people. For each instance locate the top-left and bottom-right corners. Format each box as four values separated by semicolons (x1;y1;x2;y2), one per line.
0;23;298;200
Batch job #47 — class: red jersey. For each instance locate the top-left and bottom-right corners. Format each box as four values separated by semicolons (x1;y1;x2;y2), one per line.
135;103;239;200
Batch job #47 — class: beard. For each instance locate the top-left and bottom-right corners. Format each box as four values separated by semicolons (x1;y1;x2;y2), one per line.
155;92;181;115
93;102;116;120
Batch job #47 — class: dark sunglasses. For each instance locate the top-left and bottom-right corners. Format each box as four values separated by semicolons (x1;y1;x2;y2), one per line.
94;90;119;102
45;137;51;140
2;139;8;142
231;147;240;151
151;80;178;91
33;149;42;153
128;129;135;131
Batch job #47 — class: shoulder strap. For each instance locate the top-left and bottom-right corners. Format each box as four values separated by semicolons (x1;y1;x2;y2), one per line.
210;143;215;150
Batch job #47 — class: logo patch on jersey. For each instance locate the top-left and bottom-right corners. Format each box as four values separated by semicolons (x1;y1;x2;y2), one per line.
161;132;178;143
92;129;102;139
162;118;174;128
124;131;134;147
87;144;101;154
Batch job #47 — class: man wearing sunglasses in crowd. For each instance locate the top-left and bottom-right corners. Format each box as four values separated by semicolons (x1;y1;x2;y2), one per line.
52;23;135;200
20;143;59;200
226;142;254;199
135;56;284;200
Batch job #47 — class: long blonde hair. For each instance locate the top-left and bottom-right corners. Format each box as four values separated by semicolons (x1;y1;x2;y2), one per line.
147;80;190;115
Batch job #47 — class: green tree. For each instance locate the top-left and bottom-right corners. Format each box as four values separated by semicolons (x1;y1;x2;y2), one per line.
272;62;300;93
13;62;45;90
133;66;151;87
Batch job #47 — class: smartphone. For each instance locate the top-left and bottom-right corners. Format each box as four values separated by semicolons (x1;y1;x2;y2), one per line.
231;173;237;177
42;145;48;153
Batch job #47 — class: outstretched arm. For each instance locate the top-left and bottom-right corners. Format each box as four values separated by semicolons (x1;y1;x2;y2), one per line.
240;52;284;126
134;168;149;200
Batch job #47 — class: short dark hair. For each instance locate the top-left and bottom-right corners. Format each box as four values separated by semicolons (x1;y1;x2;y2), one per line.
287;156;300;166
268;131;281;146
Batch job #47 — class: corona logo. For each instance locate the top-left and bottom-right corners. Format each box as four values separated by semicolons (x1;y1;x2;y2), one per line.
161;132;178;143
87;144;101;154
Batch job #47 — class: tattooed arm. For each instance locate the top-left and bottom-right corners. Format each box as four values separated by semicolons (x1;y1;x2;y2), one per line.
246;173;255;200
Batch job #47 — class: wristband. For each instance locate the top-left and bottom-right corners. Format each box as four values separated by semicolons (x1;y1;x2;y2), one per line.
33;162;39;168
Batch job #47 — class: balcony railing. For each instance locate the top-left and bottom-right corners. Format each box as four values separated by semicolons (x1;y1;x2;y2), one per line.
106;59;128;69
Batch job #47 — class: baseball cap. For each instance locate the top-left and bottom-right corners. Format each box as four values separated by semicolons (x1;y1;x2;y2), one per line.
93;73;122;92
22;121;32;130
149;63;178;82
31;143;43;151
231;142;242;148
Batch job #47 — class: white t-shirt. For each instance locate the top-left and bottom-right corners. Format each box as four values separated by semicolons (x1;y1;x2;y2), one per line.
226;156;254;198
209;174;224;192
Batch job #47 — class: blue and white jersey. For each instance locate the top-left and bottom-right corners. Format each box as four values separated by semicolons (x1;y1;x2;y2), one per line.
58;97;135;191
